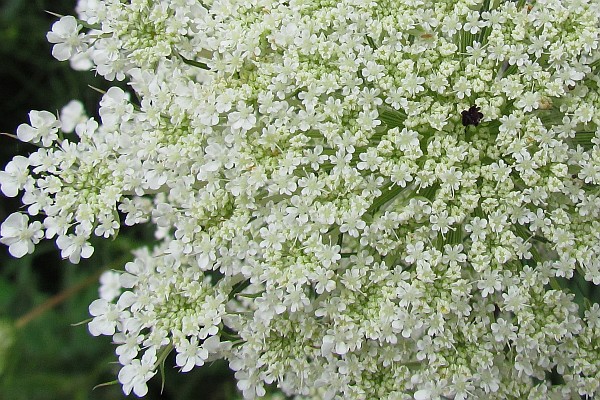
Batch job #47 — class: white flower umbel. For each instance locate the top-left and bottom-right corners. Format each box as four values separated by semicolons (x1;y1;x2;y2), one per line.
2;0;600;398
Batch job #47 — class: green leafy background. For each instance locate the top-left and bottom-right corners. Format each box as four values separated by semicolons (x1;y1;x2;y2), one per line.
0;1;237;398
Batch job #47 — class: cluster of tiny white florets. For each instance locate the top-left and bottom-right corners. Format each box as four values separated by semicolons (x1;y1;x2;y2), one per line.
2;0;600;398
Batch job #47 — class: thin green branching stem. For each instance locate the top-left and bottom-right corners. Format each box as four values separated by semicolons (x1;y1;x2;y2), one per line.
0;132;18;141
88;85;107;95
45;10;102;30
93;380;119;391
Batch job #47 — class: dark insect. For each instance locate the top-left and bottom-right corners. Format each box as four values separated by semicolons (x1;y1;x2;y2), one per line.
461;105;484;127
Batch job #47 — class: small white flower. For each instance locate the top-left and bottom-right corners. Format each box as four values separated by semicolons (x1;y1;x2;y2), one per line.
175;337;209;372
0;213;43;258
0;156;30;197
515;91;541;112
56;229;94;263
453;76;472;100
430;210;455;236
98;87;132;127
394;127;420;152
59;100;87;133
99;270;122;301
498;113;522;136
88;291;136;336
16;110;60;146
362;60;385;82
462;11;487;34
228;102;256;132
88;299;121;336
441;14;462;36
401;72;425;97
113;333;142;365
46;16;86;61
118;348;157;397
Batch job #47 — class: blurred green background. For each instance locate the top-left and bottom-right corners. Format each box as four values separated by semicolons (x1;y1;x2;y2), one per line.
0;1;236;398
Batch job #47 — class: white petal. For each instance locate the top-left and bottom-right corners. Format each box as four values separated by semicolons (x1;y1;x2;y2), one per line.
88;299;109;316
88;317;115;336
16;124;37;142
117;291;137;309
0;175;19;198
30;110;57;127
52;43;72;61
118;363;138;385
80;243;94;259
2;213;27;232
414;390;431;400
9;241;30;258
133;381;149;397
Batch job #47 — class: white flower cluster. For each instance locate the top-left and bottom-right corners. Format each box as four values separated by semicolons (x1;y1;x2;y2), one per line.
2;0;600;398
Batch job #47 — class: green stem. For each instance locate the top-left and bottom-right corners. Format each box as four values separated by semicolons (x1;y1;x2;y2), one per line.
45;10;102;31
571;131;596;149
379;107;407;128
367;182;410;214
178;53;210;70
366;36;377;50
228;279;251;301
155;343;174;369
590;58;600;69
0;132;19;141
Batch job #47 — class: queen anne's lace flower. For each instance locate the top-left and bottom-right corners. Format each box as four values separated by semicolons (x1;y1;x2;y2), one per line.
2;0;600;398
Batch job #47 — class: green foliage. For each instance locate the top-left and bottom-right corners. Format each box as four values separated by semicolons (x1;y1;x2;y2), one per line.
0;1;98;137
0;241;127;399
